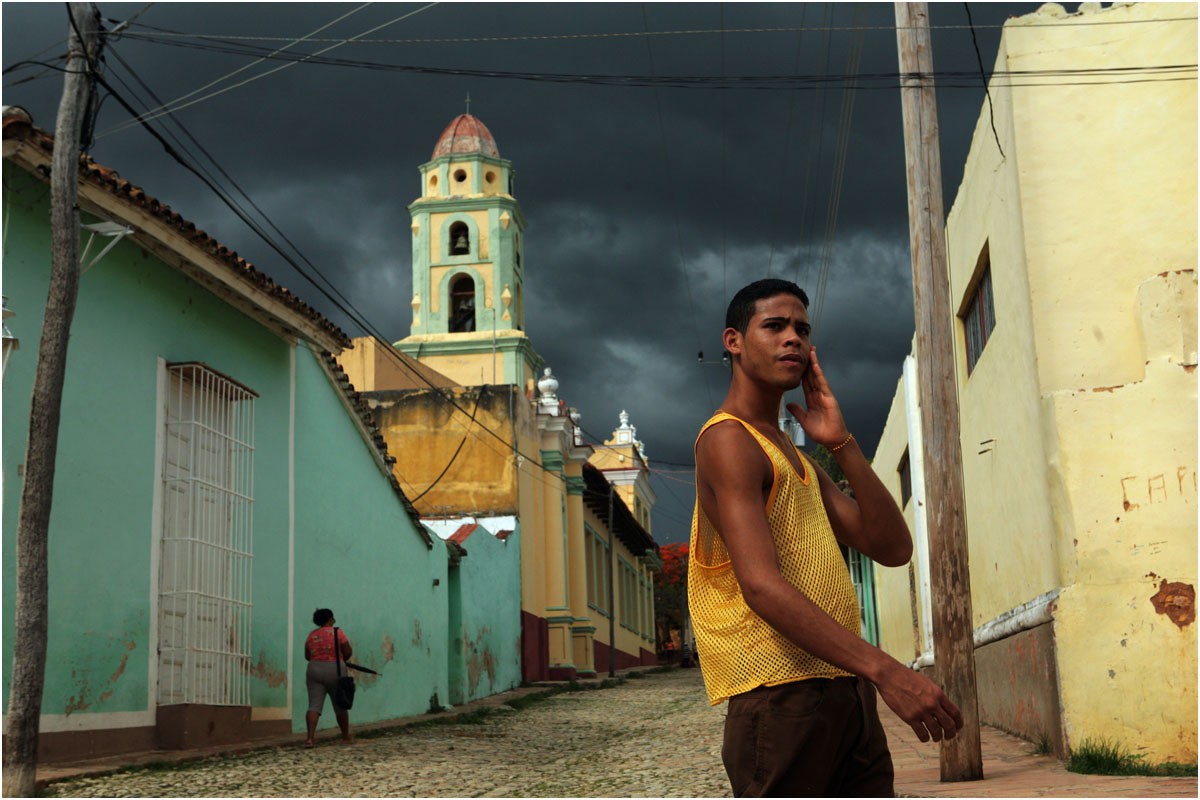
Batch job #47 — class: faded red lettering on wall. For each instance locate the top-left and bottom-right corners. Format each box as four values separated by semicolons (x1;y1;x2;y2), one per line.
1120;467;1196;511
1121;476;1140;511
1148;474;1169;503
1150;580;1196;628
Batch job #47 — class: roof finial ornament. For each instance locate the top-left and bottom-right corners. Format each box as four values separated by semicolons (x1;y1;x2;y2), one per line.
465;91;471;115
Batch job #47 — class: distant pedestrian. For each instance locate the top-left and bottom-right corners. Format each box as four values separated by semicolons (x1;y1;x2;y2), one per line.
304;608;354;747
689;279;962;796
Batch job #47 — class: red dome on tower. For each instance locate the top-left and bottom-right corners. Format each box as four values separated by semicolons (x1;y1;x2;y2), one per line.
432;114;500;159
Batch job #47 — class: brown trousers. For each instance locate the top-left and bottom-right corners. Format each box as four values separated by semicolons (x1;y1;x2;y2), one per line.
722;676;895;797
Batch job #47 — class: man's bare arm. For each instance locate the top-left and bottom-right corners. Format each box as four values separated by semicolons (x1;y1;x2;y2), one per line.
786;347;912;567
808;437;913;567
697;422;961;743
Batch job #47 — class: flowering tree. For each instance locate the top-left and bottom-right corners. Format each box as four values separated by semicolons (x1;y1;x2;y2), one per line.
654;542;689;654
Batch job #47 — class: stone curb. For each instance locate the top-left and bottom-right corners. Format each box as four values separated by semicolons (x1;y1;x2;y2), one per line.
34;666;664;791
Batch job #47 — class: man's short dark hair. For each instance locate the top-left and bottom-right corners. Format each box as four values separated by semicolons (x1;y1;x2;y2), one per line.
725;279;810;333
313;608;334;626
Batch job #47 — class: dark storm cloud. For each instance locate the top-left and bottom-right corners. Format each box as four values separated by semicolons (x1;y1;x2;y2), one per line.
3;2;1044;541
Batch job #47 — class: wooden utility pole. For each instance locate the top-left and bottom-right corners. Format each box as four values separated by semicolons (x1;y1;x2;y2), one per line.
894;2;983;782
607;486;616;677
3;5;102;797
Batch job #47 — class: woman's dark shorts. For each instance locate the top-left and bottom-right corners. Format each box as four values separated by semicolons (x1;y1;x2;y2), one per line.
306;660;349;714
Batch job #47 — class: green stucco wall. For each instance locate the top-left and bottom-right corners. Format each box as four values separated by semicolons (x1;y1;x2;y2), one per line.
2;167;291;720
3;166;452;739
450;525;522;704
292;343;448;730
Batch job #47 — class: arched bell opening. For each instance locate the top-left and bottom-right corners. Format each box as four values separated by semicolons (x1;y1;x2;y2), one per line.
449;275;476;333
449;221;470;256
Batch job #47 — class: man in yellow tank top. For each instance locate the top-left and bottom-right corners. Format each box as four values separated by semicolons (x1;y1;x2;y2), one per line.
689;279;962;797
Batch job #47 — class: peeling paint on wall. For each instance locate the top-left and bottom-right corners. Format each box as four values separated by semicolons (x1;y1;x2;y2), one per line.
1150;580;1196;628
64;639;137;716
247;651;287;688
465;627;497;696
381;635;396;663
108;640;135;684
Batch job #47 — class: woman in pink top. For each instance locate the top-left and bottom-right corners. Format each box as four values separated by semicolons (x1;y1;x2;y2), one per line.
303;608;353;747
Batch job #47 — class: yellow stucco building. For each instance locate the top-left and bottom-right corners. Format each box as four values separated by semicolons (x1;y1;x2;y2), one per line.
872;2;1196;763
339;114;660;681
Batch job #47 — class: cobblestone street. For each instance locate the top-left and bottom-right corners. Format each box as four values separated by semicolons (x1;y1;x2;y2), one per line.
47;669;732;798
42;667;1197;798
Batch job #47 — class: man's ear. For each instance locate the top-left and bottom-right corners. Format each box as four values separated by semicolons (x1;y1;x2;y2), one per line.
722;327;742;355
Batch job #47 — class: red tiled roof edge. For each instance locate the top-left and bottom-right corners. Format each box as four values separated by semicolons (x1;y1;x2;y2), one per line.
320;350;430;540
448;523;479;545
3;115;352;350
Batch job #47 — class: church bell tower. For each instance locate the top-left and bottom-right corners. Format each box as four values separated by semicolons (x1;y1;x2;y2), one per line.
396;113;541;388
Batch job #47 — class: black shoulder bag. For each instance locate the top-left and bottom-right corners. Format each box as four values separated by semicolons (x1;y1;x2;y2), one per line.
333;627;356;710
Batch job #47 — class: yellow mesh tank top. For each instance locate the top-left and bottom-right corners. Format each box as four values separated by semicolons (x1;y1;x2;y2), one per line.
688;411;861;706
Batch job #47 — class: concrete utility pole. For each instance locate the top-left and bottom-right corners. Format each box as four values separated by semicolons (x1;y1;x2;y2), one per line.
894;2;983;782
4;4;102;797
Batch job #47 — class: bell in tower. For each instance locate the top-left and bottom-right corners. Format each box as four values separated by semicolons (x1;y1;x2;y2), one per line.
450;222;470;256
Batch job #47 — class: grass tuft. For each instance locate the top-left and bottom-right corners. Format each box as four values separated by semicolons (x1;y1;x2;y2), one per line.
505;690;556;711
1068;738;1198;777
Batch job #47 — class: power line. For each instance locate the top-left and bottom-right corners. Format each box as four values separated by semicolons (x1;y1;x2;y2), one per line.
89;64;573;496
101;3;440;138
964;2;1006;159
796;3;834;292
640;3;711;411
106;14;1200;47
409;389;483;503
811;6;866;332
719;2;727;300
81;30;1198;91
86;35;578;493
766;3;809;279
100;3;377;137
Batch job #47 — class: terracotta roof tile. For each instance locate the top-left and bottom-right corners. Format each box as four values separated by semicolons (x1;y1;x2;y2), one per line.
449;523;479;545
3;116;351;349
320;351;429;539
431;114;500;159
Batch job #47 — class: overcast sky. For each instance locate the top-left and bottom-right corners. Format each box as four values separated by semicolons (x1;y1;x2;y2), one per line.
3;2;1048;542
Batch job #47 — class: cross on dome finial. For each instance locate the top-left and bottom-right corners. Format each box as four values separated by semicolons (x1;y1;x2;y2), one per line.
465;92;471;114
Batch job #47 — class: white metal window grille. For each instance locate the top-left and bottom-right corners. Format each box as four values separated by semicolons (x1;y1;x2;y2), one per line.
158;363;256;706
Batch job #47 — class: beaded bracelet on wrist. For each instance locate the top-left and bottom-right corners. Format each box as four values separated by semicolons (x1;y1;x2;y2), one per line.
829;433;854;453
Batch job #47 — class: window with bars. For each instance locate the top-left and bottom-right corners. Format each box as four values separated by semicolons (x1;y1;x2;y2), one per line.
586;527;611;617
962;247;996;375
619;559;638;631
158;363;256;707
846;549;880;646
